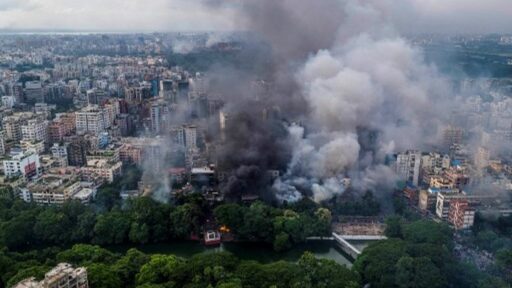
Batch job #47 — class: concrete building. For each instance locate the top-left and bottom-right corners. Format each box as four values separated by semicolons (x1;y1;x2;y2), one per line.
20;140;45;154
0;130;6;156
2;149;41;179
82;159;122;183
436;191;466;220
22;119;49;144
64;135;88;167
24;81;44;102
394;151;421;186
421;152;450;175
171;125;198;150
474;146;490;170
444;125;464;147
150;100;169;134
19;174;96;205
75;105;107;135
444;166;470;189
1;95;16;108
119;144;142;165
115;114;134;136
13;263;88;288
51;143;69;167
448;199;476;230
49;117;75;144
3;116;22;142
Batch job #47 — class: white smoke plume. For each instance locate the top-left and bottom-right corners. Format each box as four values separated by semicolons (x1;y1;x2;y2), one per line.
206;0;459;203
265;1;452;202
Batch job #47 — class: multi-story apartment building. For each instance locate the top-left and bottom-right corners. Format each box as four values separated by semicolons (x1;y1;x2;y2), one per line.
82;159;122;183
3;116;22;142
0;130;6;156
2;149;41;179
21;119;49;144
75;105;107;135
51;143;69;167
13;263;88;288
448;199;476;230
394;150;421;186
19;174;96;205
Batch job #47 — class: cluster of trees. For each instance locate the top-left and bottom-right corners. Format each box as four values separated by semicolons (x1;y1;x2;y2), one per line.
1;244;359;288
0;190;177;250
468;213;512;283
0;186;330;253
214;201;332;252
354;217;510;288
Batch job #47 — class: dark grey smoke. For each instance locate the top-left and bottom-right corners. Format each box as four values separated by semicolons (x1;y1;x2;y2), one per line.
206;0;344;61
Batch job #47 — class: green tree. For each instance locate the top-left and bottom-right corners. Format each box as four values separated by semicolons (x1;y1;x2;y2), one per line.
273;232;291;252
114;249;150;287
129;222;150;244
136;254;183;285
87;263;123;288
385;216;404;238
70;210;96;242
239;202;275;242
353;239;408;288
402;220;452;247
214;204;246;233
0;210;37;249
411;257;445;288
56;244;117;265
169;204;202;239
395;256;415;288
93;210;130;245
95;185;122;210
33;209;71;244
297;252;360;288
496;248;512;269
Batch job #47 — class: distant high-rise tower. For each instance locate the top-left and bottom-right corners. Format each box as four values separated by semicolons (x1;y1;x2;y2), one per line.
394;150;421;186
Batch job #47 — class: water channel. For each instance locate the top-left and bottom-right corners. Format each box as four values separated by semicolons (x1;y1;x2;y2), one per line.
108;240;372;267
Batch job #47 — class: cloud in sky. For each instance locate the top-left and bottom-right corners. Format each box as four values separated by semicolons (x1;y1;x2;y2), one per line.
0;0;237;32
388;0;512;34
0;0;511;34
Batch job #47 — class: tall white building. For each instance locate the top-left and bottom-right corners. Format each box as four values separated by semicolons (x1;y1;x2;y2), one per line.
76;105;107;135
0;131;5;156
172;125;197;150
21;119;49;144
1;95;16;108
2;149;41;179
421;153;450;174
51;143;68;167
3;116;22;141
184;125;198;150
150;101;169;134
395;150;421;186
474;146;490;170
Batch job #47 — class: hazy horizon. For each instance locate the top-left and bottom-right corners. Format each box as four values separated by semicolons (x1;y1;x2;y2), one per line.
1;0;512;35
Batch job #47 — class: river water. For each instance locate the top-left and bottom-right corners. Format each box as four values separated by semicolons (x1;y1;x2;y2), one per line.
108;240;361;267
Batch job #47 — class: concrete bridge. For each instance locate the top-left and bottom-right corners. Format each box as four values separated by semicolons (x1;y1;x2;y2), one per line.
307;233;387;260
336;235;388;241
332;232;362;259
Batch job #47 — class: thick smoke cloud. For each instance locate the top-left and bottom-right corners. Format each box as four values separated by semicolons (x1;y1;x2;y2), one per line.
208;0;459;203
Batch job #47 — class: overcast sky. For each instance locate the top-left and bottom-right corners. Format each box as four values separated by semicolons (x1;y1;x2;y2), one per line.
0;0;511;34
